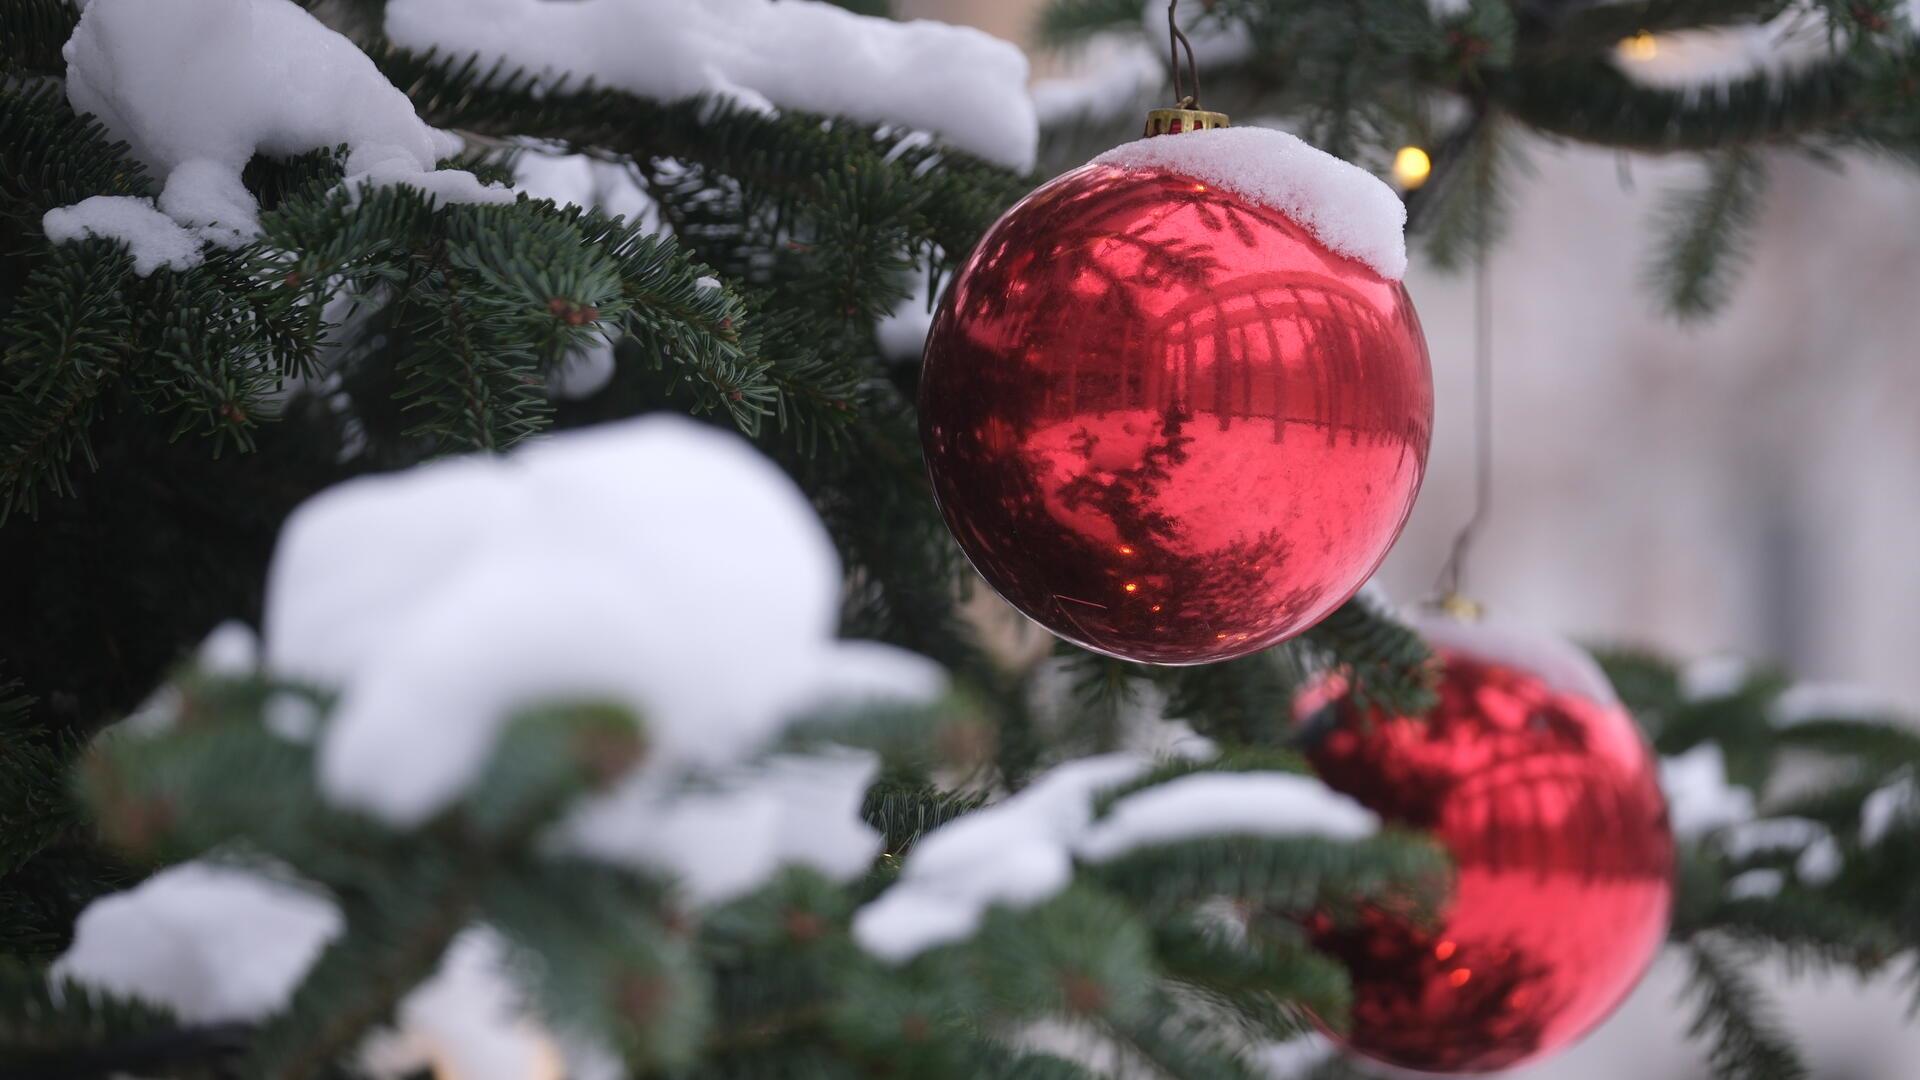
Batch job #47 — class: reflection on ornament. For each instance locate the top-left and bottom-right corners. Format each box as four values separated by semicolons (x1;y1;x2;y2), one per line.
919;159;1432;664
1296;619;1674;1073
1392;146;1432;190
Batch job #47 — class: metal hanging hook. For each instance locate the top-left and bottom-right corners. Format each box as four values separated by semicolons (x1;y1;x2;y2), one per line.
1167;0;1202;109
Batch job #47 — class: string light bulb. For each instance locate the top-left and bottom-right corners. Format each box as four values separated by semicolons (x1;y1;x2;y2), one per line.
1392;145;1432;190
1620;31;1659;60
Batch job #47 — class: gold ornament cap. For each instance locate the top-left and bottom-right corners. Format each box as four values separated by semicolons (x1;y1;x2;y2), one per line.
1143;104;1230;138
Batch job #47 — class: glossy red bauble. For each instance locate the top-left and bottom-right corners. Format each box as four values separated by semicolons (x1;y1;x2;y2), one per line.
1297;618;1674;1074
918;159;1432;664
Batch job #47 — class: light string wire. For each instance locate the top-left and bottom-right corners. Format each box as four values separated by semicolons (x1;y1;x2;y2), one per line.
1434;162;1495;606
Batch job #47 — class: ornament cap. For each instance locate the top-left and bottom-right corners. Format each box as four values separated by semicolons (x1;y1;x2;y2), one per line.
1143;104;1230;138
1435;593;1484;622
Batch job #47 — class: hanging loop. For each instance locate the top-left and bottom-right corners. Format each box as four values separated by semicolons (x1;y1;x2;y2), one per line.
1167;0;1203;110
1144;3;1229;137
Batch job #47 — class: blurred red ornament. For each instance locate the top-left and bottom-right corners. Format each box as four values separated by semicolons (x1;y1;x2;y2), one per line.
918;155;1432;665
1296;617;1674;1073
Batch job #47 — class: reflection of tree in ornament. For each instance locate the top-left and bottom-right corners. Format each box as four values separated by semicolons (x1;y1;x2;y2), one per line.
922;155;1430;663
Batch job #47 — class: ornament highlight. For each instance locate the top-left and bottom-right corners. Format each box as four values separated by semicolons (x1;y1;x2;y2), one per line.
919;125;1432;664
1297;614;1674;1073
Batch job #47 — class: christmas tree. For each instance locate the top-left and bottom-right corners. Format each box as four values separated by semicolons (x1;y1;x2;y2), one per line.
3;0;1918;1077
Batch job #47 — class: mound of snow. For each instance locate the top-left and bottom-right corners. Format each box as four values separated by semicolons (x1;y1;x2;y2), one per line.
54;861;341;1023
387;0;1038;171
261;415;942;903
52;0;510;261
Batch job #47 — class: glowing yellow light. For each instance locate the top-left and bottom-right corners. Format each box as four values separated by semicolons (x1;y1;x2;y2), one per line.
1190;182;1208;193
1118;544;1135;555
1123;582;1139;593
1150;604;1163;613
1449;968;1473;987
1391;145;1432;190
1620;31;1659;60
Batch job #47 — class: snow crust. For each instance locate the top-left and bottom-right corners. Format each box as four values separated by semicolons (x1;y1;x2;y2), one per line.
1410;610;1621;705
855;757;1377;963
1796;835;1843;885
1659;743;1755;840
56;0;509;259
852;754;1150;962
1093;127;1409;280
197;619;261;675
41;196;204;276
1680;654;1752;701
1614;22;1825;91
53;861;341;1023
260;416;941;902
555;748;886;904
1861;775;1918;847
1770;681;1897;727
1076;772;1377;862
1718;815;1843;883
1726;868;1785;900
1718;816;1828;860
360;928;580;1080
385;0;1039;171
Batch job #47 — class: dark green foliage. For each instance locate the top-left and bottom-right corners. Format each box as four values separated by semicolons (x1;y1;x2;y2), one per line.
1044;0;1920;316
1300;595;1436;716
0;0;79;79
1681;939;1809;1080
6;0;1917;1074
1647;149;1770;319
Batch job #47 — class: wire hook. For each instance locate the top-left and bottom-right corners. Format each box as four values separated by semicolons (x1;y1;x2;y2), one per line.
1167;0;1203;109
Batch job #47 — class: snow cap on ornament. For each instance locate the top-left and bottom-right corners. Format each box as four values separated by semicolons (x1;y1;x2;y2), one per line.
918;96;1431;665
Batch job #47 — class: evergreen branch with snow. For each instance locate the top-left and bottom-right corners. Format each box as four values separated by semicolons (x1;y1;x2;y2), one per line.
1043;0;1920;316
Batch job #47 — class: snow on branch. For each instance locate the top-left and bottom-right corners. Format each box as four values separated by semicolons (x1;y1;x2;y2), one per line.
53;862;341;1024
48;0;511;265
384;0;1040;171
261;415;942;894
852;757;1379;963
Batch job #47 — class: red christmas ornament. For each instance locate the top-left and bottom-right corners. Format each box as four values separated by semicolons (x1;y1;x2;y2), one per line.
918;119;1432;665
1296;615;1674;1074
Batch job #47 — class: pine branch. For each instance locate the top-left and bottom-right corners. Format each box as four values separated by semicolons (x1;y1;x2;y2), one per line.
365;44;1029;269
1488;54;1859;153
0;0;78;79
1646;149;1769;320
1698;893;1901;974
1148;648;1304;748
1299;596;1437;717
862;778;989;856
0;242;136;519
1088;832;1450;924
0;961;238;1080
1525;0;1795;57
0;83;155;226
1680;938;1809;1080
1409;110;1527;272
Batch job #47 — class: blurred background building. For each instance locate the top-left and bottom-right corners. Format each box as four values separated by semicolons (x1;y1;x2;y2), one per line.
905;2;1920;1078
